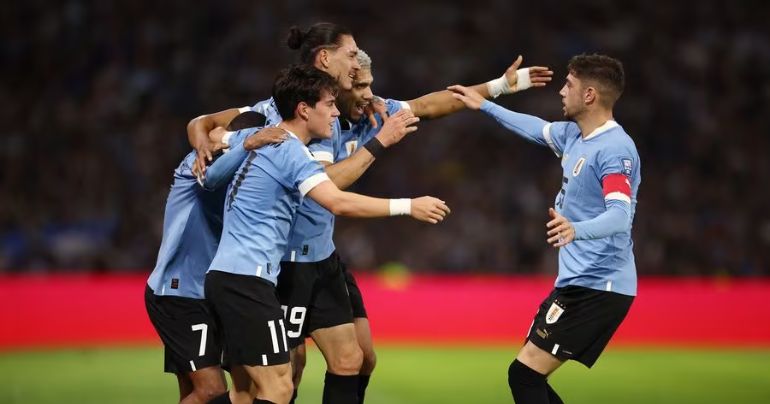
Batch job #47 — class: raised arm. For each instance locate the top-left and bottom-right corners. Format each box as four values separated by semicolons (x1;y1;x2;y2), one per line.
187;107;243;175
306;180;450;224
201;127;288;190
406;56;552;120
324;109;419;190
448;84;556;148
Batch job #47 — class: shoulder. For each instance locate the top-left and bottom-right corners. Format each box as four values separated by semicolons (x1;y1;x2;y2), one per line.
251;97;283;125
603;126;639;157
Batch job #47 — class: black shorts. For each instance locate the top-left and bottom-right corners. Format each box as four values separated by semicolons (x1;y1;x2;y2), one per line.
277;251;354;348
205;271;290;367
342;263;368;319
144;285;222;374
526;285;633;368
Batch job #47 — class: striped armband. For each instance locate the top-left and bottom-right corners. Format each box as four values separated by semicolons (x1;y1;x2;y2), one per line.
603;173;632;204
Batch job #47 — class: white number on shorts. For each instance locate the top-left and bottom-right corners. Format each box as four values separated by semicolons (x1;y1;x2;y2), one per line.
267;319;289;354
281;305;307;338
191;323;208;356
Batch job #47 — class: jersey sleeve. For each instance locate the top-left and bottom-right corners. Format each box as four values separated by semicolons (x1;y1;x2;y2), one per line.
200;127;260;190
596;143;637;204
288;143;329;196
479;101;574;158
358;98;408;144
256;141;328;196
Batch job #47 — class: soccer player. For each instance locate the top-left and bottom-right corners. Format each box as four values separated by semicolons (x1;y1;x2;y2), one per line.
188;23;551;403
283;49;553;404
144;115;287;404
189;23;411;403
204;64;450;404
449;54;640;403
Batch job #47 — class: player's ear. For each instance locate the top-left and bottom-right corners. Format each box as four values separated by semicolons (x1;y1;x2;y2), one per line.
297;101;310;121
317;49;330;69
584;86;597;105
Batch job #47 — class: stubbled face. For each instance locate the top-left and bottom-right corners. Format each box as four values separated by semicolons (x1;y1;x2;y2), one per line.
307;90;340;139
323;35;360;91
559;72;586;120
337;68;374;122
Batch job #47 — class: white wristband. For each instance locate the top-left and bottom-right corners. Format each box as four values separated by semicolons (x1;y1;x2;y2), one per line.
389;198;411;216
221;131;234;146
486;74;510;99
515;68;532;92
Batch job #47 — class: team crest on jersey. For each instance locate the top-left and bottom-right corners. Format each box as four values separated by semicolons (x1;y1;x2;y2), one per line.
545;301;565;324
345;140;358;156
621;158;633;176
572;157;586;177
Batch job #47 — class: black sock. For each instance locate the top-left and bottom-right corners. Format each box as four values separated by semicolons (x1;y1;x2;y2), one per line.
288;389;298;404
545;383;563;404
208;392;232;404
358;374;371;404
508;359;550;404
322;372;359;404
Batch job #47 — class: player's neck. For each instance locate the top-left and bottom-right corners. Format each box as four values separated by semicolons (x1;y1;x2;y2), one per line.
577;109;614;139
278;120;311;144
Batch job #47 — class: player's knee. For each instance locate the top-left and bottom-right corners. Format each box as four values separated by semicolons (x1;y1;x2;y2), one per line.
508;359;544;391
192;383;227;402
329;345;363;374
274;372;295;401
360;348;377;374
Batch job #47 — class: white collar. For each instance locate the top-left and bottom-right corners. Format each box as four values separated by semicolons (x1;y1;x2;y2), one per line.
583;120;619;141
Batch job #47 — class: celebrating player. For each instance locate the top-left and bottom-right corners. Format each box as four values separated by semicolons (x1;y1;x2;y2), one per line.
144;116;287;404
449;54;640;403
204;64;449;404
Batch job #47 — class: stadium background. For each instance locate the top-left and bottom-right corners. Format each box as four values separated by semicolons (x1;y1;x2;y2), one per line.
2;0;769;403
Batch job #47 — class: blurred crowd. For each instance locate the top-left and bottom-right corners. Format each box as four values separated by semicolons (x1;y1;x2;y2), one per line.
2;0;769;276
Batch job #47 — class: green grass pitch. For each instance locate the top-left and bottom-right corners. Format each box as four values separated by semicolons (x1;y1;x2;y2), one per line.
1;345;769;403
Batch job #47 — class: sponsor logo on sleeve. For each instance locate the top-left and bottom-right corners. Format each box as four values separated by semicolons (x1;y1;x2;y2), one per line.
621;158;633;176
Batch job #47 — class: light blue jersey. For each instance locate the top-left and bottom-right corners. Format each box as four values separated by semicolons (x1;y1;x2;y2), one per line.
147;128;261;298
248;98;341;263
481;101;641;296
336;99;408;161
207;133;329;285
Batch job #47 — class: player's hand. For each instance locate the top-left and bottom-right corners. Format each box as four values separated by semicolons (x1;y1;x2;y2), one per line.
365;96;388;128
447;85;485;110
244;127;289;151
375;109;419;148
410;197;450;224
192;141;216;178
502;55;553;92
546;207;575;247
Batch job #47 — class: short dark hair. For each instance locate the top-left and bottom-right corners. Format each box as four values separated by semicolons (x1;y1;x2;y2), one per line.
567;54;625;107
272;65;339;120
286;22;353;64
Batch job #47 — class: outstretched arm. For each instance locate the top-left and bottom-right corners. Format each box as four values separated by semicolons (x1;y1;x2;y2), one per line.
406;56;552;119
307;180;450;224
448;84;554;147
187;107;243;175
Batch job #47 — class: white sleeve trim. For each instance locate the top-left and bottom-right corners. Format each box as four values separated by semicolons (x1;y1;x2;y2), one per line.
605;192;631;204
542;123;561;158
238;106;251;113
299;173;330;196
221;131;235;147
312;151;334;163
399;100;411;110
